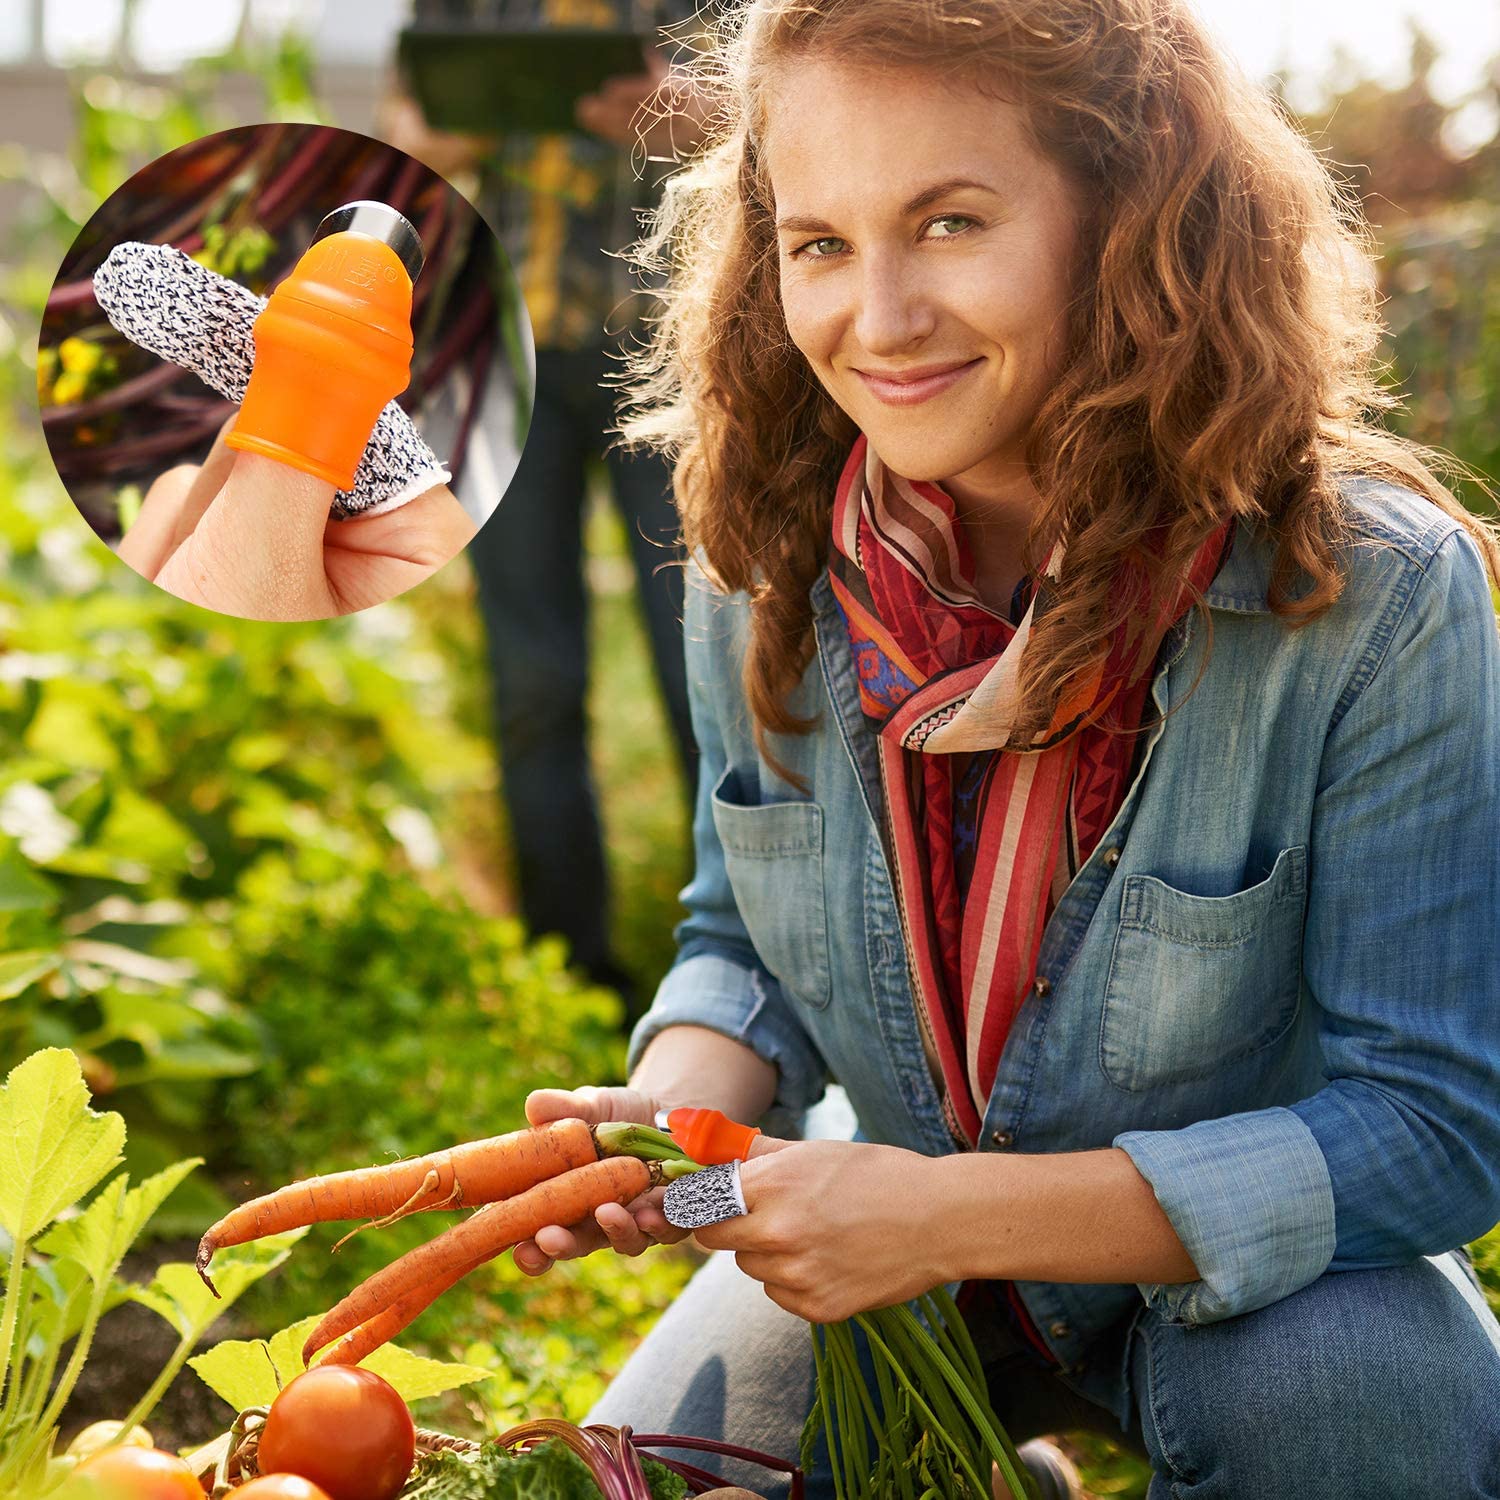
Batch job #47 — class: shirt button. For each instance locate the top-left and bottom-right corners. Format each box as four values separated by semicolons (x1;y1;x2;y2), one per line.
989;1129;1014;1149
1048;1320;1072;1340
1103;847;1122;868
1033;975;1051;997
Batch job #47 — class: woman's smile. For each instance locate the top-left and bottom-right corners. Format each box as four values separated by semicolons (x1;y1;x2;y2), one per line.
854;357;985;406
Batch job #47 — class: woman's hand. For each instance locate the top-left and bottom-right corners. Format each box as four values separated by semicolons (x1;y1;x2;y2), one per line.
118;414;476;619
513;1085;694;1272
694;1139;954;1324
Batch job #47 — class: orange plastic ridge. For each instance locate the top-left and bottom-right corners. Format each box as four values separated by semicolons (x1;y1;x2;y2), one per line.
226;232;415;490
663;1107;762;1165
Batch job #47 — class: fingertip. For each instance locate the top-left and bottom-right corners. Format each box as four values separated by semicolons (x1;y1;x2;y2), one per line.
524;1088;570;1124
746;1133;795;1158
634;1207;667;1236
514;1244;552;1277
533;1223;572;1258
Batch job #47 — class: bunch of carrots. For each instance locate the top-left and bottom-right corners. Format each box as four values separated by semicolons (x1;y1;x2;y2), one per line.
198;1111;1036;1499
195;1115;708;1368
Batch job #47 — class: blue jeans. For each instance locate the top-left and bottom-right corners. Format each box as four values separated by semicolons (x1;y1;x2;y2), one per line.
586;1248;1500;1497
467;341;697;990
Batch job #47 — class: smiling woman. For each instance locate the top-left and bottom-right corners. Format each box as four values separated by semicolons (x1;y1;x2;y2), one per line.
507;2;1500;1497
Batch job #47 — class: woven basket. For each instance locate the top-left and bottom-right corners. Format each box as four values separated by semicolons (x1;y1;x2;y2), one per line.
198;1409;792;1499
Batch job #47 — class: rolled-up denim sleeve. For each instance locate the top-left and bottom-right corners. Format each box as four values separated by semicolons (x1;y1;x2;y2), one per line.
1115;525;1500;1325
626;567;830;1119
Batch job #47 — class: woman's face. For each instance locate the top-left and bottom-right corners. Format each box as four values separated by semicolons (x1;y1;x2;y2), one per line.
762;56;1087;502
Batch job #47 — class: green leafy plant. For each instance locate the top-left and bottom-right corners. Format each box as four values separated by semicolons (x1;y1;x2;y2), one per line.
0;1047;291;1495
190;1315;492;1414
402;1435;687;1500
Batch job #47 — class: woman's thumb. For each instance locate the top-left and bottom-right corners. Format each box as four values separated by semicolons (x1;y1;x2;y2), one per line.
525;1085;658;1128
154;449;337;620
525;1086;605;1127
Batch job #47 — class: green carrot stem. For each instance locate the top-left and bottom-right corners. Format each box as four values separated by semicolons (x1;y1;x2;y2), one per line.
827;1321;883;1461
906;1302;1002;1488
867;1334;919;1500
835;1329;874;1500
912;1290;1032;1500
822;1323;861;1500
882;1305;1033;1500
809;1325;847;1500
912;1295;970;1395
821;1324;858;1500
875;1313;987;1496
852;1315;991;1500
884;1307;1003;1480
859;1319;945;1493
826;1323;874;1494
799;1334;828;1485
921;1286;987;1391
592;1123;695;1163
858;1320;996;1500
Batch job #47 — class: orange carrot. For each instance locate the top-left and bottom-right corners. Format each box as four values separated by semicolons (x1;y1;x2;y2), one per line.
195;1118;599;1294
301;1156;658;1365
312;1247;494;1368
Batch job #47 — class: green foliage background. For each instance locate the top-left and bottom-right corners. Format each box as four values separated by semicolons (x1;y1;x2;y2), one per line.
0;36;698;1451
0;25;1498;1500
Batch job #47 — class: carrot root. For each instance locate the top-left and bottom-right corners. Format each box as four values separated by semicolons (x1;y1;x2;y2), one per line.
328;1169;464;1254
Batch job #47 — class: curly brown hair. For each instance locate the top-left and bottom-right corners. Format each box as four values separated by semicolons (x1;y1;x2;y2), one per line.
615;0;1500;774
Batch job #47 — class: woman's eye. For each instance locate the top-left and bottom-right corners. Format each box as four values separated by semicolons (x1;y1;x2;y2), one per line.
925;214;977;239
792;236;847;260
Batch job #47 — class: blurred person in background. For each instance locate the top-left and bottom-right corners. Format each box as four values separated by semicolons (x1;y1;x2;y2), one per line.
387;0;718;1011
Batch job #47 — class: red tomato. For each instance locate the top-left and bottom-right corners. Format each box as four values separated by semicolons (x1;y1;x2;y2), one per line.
72;1445;203;1499
257;1366;415;1500
234;1478;332;1499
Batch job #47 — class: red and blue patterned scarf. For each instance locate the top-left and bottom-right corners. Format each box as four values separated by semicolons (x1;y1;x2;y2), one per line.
829;434;1235;1150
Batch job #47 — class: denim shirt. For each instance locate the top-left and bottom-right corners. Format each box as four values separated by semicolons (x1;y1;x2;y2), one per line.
626;475;1500;1387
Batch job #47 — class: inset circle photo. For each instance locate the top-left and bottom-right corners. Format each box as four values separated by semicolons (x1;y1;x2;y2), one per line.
37;122;534;622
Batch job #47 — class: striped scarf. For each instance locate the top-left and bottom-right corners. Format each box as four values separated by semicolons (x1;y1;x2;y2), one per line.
829;434;1234;1149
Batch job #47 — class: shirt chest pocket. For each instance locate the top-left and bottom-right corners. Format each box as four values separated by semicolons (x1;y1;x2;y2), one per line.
1100;844;1307;1092
711;767;832;1009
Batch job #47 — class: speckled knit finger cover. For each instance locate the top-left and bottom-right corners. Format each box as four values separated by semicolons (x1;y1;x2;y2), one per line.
663;1161;748;1229
93;242;450;518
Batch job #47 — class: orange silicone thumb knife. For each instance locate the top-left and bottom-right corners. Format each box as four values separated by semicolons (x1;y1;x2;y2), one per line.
655;1106;762;1164
226;201;424;490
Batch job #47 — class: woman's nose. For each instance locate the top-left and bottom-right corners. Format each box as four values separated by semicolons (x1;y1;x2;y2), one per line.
851;252;936;355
